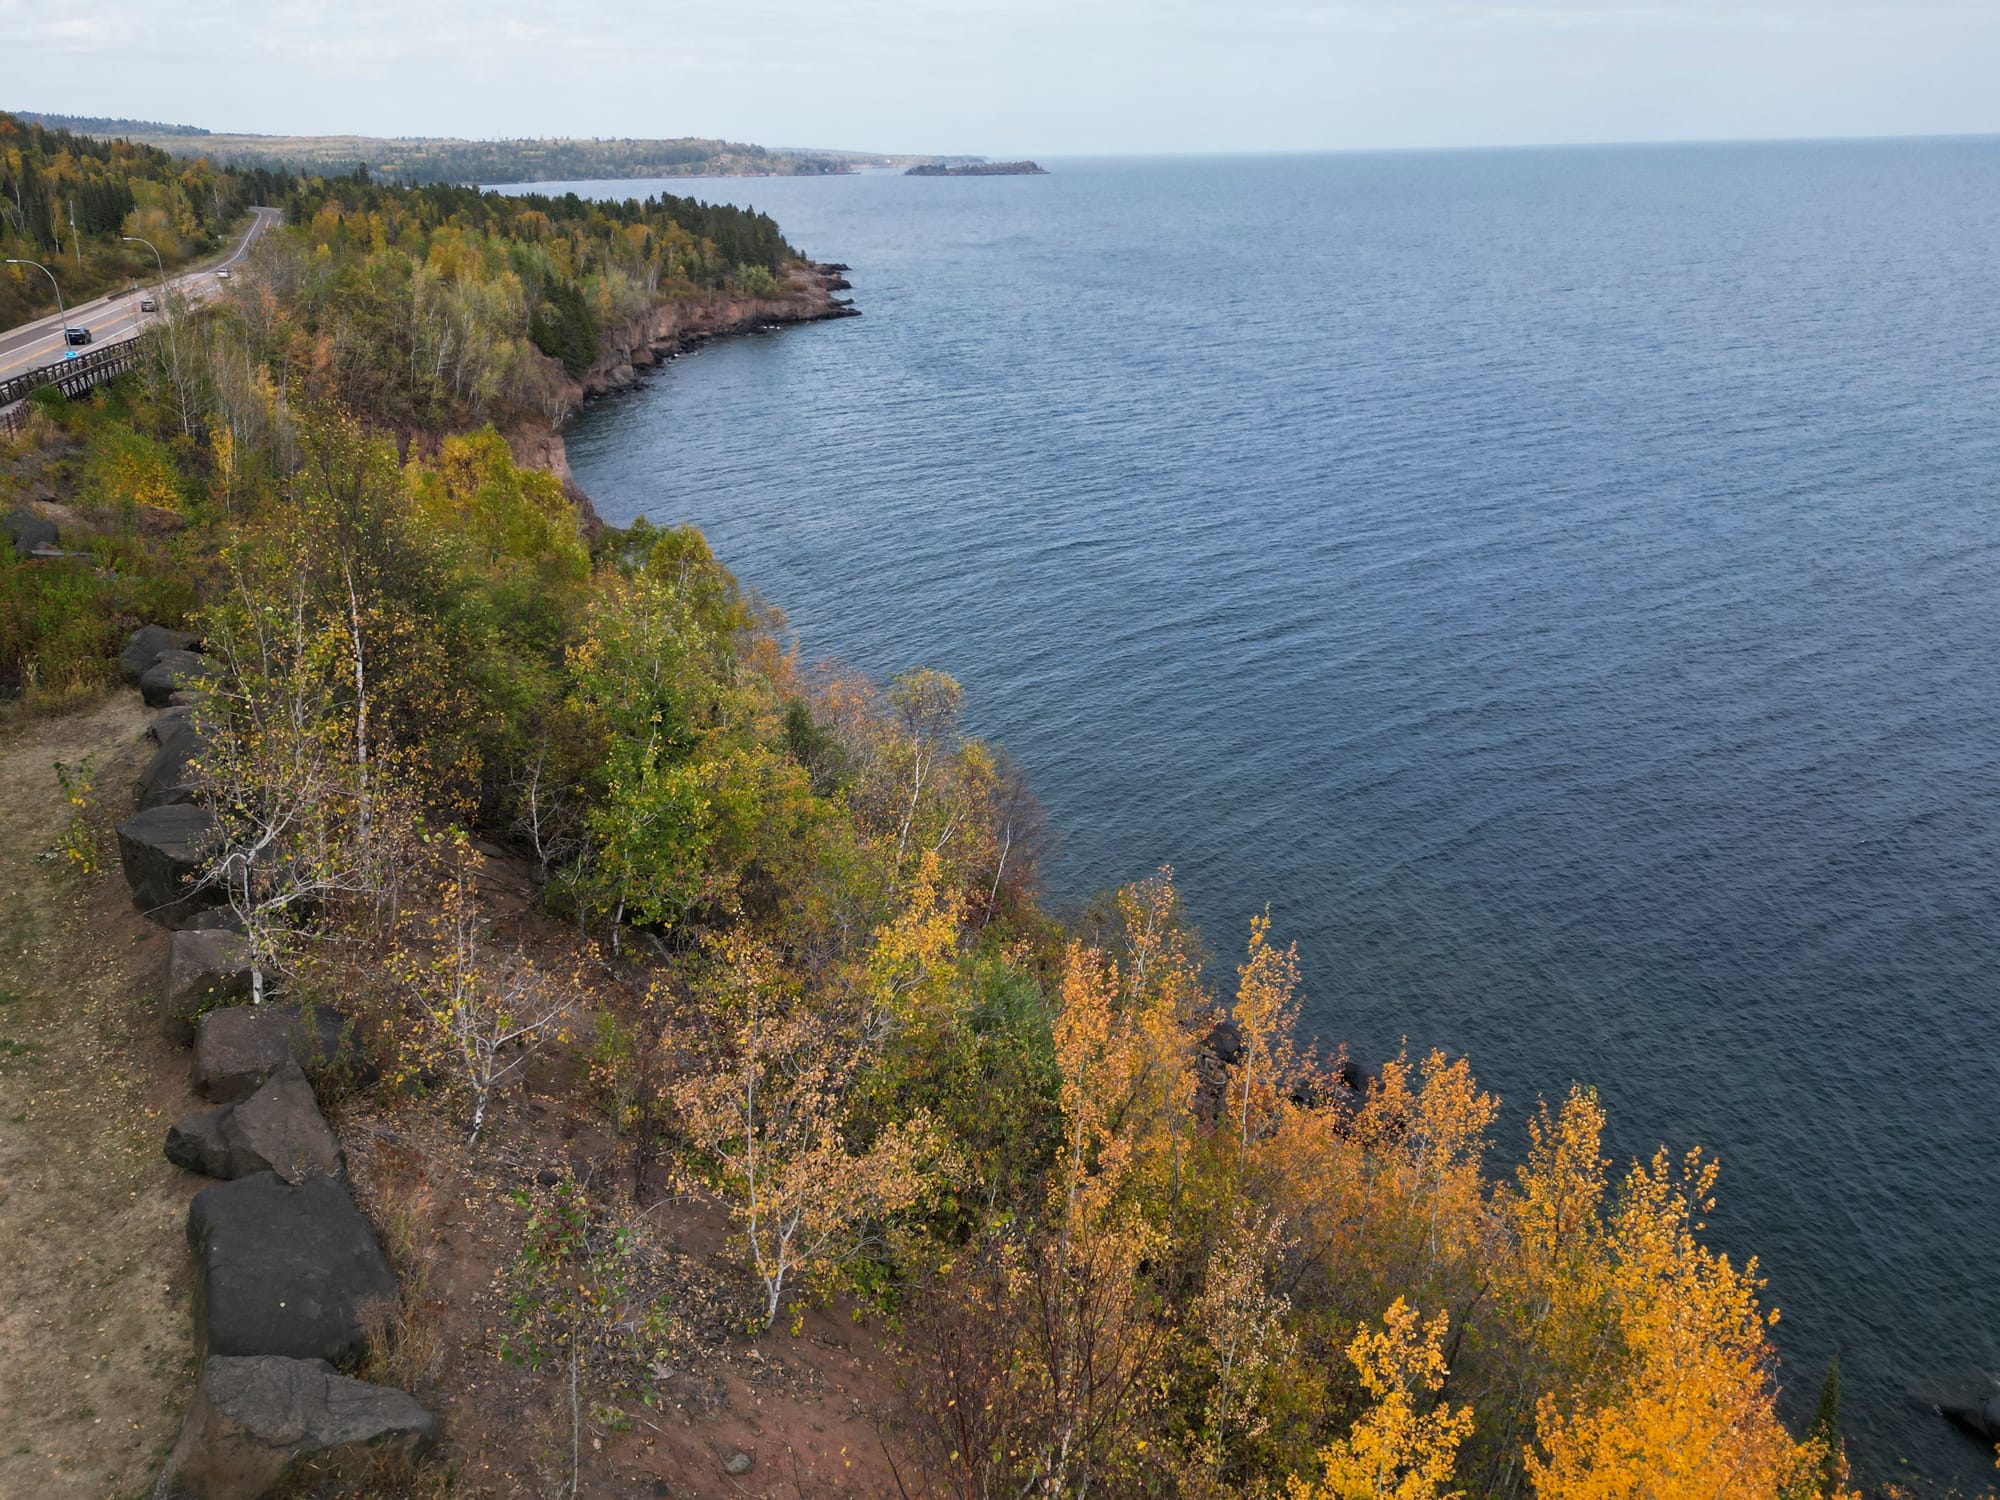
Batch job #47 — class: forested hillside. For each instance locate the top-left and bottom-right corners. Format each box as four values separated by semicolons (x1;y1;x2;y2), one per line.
14;113;879;184
238;173;803;430
0;144;1881;1500
0;112;286;326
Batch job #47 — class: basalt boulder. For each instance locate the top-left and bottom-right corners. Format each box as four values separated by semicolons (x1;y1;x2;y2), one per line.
140;649;220;708
152;1355;437;1500
185;1172;397;1365
191;1003;372;1104
149;701;199;745
3;506;57;557
117;804;221;928
137;719;208;810
183;908;248;935
121;624;199;685
222;1063;344;1182
165;1065;344;1182
165;1105;235;1179
161;928;263;1046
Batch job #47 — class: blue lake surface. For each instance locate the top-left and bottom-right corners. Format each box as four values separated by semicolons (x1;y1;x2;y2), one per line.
532;145;2000;1491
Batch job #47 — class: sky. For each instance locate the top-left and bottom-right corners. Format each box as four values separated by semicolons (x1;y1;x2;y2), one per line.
4;0;1998;157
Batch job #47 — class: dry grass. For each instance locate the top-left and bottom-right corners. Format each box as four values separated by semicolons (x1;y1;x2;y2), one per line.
0;692;202;1499
350;1130;452;1395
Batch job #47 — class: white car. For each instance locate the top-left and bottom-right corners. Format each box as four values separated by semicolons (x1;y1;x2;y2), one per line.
216;269;232;280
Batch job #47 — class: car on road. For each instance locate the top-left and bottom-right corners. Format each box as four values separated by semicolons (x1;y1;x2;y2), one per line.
215;269;231;280
140;297;158;311
63;327;92;346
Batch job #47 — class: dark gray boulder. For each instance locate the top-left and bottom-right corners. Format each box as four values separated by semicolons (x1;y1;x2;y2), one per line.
116;804;221;927
185;1173;397;1365
121;624;199;685
149;701;199;744
138;718;209;810
165;1065;344;1182
3;506;57;556
183;908;247;935
140;649;219;708
165;1106;235;1178
161;929;261;1045
223;1064;344;1182
192;1003;372;1103
3;506;57;557
152;1355;436;1499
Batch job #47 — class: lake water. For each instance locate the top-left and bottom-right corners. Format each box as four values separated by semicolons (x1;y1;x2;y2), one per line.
530;145;2000;1491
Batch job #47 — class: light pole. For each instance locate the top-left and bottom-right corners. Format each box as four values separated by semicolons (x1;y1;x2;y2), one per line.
121;234;191;435
123;235;167;312
4;257;71;357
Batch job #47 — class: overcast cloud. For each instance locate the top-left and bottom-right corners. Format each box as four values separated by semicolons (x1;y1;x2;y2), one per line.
3;0;1996;155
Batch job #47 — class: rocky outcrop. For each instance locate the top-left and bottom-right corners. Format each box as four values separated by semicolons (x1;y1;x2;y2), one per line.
152;1355;437;1500
167;1063;343;1183
501;424;603;535
161;929;262;1045
217;1064;344;1181
185;1172;398;1365
122;625;200;685
191;1003;372;1103
572;262;858;410
117;804;222;927
507;264;858;537
1939;1377;2000;1443
1190;1015;1379;1125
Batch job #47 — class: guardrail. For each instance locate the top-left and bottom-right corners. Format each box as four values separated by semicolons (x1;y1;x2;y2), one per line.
0;335;149;435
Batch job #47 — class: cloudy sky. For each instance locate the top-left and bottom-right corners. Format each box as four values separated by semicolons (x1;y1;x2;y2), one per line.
4;0;1997;156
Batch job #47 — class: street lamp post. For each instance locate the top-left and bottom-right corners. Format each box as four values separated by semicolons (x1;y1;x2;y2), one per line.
119;234;192;435
4;257;71;356
122;235;167;311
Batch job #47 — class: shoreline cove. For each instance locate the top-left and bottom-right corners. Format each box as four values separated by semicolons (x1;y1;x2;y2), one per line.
511;260;857;532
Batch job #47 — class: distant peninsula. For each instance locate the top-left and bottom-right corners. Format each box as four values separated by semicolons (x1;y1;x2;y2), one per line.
905;160;1048;177
11;112;912;184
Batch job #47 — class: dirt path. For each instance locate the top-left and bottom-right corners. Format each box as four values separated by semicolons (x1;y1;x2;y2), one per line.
0;693;201;1499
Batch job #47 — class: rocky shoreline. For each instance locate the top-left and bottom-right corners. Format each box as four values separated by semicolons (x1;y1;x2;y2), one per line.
506;261;858;533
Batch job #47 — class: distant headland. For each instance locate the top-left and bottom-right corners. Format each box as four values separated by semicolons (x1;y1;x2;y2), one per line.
905;160;1048;177
10;112;916;183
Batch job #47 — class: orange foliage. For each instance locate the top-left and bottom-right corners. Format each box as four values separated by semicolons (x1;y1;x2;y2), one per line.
1525;1149;1853;1500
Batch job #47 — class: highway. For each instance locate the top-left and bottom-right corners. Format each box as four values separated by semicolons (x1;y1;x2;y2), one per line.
0;206;281;382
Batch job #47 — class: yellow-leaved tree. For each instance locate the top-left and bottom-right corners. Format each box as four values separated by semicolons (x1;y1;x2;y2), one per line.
1525;1148;1856;1500
673;935;953;1331
1291;1297;1474;1500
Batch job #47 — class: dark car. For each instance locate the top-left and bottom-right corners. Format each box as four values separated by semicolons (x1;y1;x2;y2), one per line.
63;327;92;347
